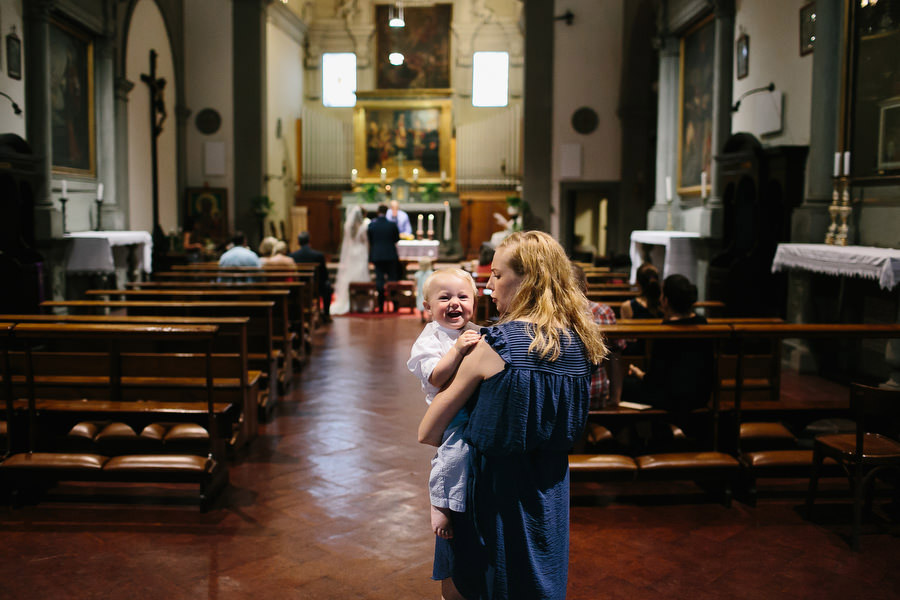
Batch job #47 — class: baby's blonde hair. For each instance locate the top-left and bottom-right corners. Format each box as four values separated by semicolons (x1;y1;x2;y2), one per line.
423;268;477;303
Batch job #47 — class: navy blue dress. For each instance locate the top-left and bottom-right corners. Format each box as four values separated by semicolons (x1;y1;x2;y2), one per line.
442;321;592;600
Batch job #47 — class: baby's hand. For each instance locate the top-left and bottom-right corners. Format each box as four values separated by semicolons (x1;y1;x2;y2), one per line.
454;330;481;356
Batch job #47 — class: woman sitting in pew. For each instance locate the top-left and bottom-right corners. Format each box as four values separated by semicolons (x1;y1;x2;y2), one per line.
624;274;714;449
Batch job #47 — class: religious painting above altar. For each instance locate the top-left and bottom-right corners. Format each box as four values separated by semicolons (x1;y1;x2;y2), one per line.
375;3;452;90
353;95;454;187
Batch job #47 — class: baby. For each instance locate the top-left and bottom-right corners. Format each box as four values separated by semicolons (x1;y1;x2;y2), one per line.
407;268;481;539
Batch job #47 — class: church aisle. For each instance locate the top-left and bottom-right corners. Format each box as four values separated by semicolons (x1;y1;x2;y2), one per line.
0;314;898;598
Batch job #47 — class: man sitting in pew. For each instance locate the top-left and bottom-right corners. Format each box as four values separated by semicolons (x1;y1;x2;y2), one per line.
623;274;714;450
219;232;261;267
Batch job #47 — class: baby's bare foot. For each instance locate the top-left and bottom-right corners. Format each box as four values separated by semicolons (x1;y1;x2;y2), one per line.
431;505;453;539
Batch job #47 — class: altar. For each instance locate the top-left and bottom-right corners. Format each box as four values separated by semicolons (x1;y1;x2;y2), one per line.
341;193;463;260
628;230;701;284
64;230;153;289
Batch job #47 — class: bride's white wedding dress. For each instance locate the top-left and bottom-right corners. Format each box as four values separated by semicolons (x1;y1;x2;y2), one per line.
331;205;371;315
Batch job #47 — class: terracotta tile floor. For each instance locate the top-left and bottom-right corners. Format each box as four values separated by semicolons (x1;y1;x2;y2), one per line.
1;315;899;599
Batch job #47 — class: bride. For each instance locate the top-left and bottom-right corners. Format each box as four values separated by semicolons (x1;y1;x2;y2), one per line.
331;204;371;315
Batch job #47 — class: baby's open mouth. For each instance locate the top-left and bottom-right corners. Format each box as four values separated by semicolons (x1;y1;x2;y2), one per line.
447;310;462;319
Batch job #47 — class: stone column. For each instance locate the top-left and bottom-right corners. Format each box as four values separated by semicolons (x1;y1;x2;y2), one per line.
25;0;60;241
522;0;553;232
114;76;135;229
694;0;734;238
647;35;679;231
233;0;267;248
95;35;123;230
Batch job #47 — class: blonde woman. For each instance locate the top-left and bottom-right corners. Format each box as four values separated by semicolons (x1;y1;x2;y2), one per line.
418;231;607;600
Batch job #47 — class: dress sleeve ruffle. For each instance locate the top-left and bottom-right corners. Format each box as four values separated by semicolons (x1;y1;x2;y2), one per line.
480;325;511;363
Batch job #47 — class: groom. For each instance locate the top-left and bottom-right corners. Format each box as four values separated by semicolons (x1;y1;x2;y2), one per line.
367;204;400;312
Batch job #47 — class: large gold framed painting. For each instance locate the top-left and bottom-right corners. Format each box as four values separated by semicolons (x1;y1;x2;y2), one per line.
353;93;453;185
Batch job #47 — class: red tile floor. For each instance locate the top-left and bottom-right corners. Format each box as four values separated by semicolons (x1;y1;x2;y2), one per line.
0;315;898;599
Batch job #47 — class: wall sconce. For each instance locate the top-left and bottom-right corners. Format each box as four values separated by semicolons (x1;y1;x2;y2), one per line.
0;91;22;115
732;82;775;112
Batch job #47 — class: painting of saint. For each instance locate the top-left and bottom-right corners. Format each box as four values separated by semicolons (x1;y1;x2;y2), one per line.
375;4;452;90
678;17;714;193
364;108;441;175
49;20;95;175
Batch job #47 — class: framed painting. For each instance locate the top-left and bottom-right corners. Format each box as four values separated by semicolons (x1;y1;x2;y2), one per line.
185;187;228;245
848;2;900;178
6;31;22;80
49;19;95;176
877;98;900;171
736;34;749;80
677;15;715;196
375;3;452;90
353;95;454;186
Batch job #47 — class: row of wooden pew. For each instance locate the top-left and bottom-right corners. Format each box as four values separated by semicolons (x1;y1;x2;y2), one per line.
571;320;900;506
0;263;327;510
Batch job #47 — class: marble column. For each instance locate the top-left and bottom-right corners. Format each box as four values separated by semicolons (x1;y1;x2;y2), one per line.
95;34;123;230
648;35;680;231
114;76;135;229
693;0;734;238
25;0;60;241
522;0;553;233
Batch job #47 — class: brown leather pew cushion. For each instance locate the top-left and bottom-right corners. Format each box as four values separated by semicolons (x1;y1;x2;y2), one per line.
637;452;740;471
103;454;209;473
1;453;108;470
569;454;638;473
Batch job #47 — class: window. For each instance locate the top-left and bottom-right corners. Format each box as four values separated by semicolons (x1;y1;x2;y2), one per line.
472;51;509;107
322;53;356;107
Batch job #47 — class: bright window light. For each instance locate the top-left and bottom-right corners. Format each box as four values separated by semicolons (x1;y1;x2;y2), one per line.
322;53;356;108
472;51;509;107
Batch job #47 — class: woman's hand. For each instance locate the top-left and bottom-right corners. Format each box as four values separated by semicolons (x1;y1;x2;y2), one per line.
418;339;504;446
628;364;645;379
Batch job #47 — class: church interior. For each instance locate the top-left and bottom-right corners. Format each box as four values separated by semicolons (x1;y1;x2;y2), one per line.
1;0;900;597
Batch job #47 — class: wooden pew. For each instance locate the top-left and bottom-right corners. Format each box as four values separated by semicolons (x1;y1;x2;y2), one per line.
41;300;282;421
83;288;296;390
0;323;232;510
0;313;259;451
153;270;319;344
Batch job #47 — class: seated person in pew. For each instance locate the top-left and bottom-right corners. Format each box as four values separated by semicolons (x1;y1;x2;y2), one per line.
407;268;481;540
622;274;714;451
259;237;296;267
572;263;625;409
620;262;661;356
219;231;261;268
290;231;334;323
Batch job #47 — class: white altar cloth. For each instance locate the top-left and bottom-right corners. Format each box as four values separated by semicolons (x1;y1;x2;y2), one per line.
771;243;900;291
629;230;701;284
397;240;440;260
64;231;153;274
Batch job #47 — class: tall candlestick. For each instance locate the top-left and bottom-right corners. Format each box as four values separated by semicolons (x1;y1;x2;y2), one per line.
380;167;387;183
412;168;419;182
665;176;672;203
700;171;708;199
351;168;358;184
62;180;68;197
427;213;435;240
97;183;104;200
443;200;451;240
417;213;424;230
843;151;851;177
834;152;841;177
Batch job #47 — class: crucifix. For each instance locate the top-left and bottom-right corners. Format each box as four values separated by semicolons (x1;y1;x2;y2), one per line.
140;50;167;254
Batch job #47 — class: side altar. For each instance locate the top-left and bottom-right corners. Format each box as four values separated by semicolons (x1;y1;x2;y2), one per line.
341;186;463;260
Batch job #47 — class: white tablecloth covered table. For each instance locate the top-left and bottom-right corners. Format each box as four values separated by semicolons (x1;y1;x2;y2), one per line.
397;240;440;260
629;230;701;284
771;243;900;290
64;231;153;274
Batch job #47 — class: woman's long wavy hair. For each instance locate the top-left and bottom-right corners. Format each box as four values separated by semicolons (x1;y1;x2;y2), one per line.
495;231;607;364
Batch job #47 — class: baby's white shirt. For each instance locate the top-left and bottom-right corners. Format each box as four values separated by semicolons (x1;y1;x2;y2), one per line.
407;320;480;404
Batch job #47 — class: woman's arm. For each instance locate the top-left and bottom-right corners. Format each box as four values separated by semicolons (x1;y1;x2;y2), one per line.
418;340;504;446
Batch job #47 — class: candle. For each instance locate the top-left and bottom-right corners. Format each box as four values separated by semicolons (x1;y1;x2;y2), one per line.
417;213;424;231
843;151;851;177
412;168;419;182
440;170;447;184
97;183;104;201
834;152;841;177
443;200;451;240
380;167;387;183
351;168;358;184
428;214;434;227
665;176;672;202
700;171;708;199
62;180;68;197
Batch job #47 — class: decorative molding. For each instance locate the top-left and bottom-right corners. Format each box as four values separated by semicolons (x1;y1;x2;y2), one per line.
114;76;134;101
267;0;308;45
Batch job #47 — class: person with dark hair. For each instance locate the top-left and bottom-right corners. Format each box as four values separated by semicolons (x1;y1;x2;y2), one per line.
218;231;260;267
621;262;661;319
290;231;333;323
627;274;713;441
367;204;400;312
